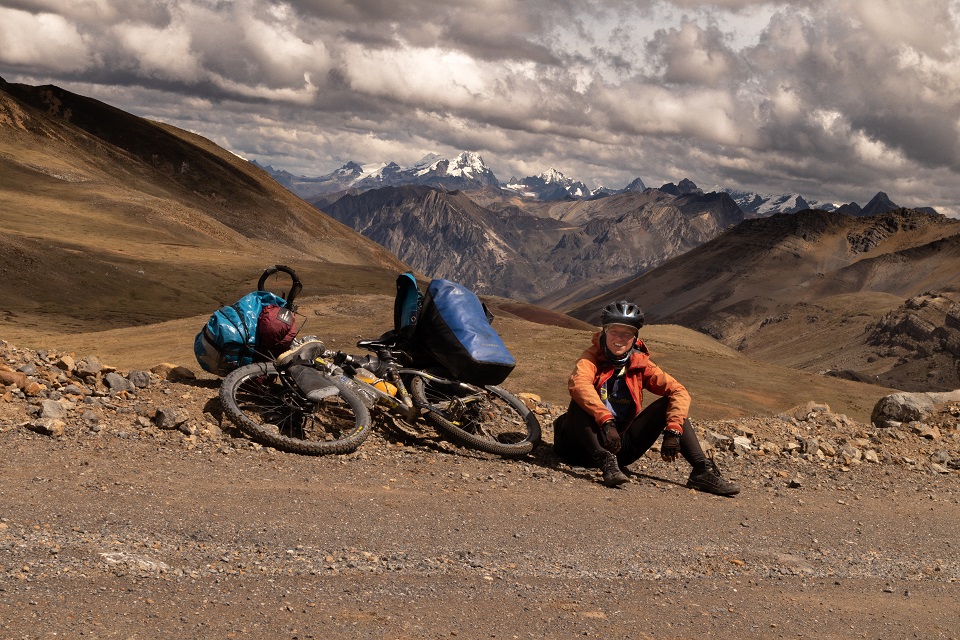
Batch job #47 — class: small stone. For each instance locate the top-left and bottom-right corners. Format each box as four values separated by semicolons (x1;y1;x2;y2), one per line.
39;399;69;420
0;370;28;388
23;381;44;396
703;431;733;450
516;392;541;410
17;363;37;376
154;406;189;430
61;384;87;396
74;356;103;379
759;441;781;455
103;372;135;393
152;364;196;381
910;423;941;440
28;419;65;437
128;370;153;389
801;437;820;455
732;435;752;449
839;444;861;462
178;421;199;436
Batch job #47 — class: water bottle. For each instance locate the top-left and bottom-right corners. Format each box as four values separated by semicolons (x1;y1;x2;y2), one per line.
353;367;398;397
332;365;377;408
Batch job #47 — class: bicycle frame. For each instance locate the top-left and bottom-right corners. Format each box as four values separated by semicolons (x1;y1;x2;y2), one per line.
304;350;419;420
307;349;485;423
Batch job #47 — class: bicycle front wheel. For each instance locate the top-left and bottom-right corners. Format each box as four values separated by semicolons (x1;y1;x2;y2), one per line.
409;373;541;457
219;362;371;455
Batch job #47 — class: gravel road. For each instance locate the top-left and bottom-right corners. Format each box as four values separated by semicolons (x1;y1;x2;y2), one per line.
2;342;959;639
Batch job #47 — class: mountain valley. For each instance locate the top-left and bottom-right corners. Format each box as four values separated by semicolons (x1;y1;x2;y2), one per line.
314;181;745;302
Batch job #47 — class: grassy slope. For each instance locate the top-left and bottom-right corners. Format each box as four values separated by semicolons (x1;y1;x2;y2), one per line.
0;83;409;334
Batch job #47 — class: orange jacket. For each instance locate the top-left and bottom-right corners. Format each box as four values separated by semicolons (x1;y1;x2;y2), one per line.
568;331;691;434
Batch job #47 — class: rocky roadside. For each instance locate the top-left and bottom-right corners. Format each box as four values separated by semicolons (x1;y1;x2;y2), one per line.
3;339;959;482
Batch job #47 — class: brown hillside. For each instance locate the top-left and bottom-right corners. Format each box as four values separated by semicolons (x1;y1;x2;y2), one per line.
0;78;408;334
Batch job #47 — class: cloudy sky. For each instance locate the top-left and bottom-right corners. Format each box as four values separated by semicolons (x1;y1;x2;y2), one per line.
2;0;960;214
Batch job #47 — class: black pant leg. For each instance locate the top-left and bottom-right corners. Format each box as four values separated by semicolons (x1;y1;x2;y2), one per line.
552;401;606;467
617;397;670;466
678;419;708;471
618;397;708;470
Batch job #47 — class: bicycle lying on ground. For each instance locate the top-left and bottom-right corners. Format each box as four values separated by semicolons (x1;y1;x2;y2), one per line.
218;336;542;457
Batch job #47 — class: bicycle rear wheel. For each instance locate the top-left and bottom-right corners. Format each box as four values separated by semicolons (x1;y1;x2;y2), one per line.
408;372;541;457
219;362;371;455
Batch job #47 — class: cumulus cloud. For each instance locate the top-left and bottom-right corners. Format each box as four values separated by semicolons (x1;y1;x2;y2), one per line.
2;0;960;215
647;19;741;86
0;8;94;71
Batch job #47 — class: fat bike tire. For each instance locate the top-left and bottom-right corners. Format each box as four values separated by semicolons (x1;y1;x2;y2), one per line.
409;373;541;457
219;362;371;455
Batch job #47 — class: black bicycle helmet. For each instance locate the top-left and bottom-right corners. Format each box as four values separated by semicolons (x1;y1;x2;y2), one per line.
600;300;645;330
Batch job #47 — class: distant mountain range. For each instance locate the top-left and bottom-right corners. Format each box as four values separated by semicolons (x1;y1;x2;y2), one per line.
255;151;939;216
252;152;500;201
294;149;939;304
255;154;626;202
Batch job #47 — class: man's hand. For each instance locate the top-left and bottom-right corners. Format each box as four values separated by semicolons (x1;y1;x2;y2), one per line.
600;420;621;454
660;429;681;462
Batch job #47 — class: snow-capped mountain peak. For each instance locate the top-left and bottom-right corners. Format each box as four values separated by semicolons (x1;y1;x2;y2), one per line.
538;168;567;184
410;154;444;176
446;151;490;178
720;188;839;217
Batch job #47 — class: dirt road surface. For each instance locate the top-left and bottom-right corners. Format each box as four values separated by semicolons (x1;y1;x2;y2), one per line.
2;343;959;639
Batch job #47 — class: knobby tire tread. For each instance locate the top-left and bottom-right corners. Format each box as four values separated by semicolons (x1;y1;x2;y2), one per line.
219;362;371;455
409;373;541;457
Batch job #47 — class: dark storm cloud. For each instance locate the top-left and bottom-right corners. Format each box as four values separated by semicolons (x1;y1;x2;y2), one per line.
1;0;960;214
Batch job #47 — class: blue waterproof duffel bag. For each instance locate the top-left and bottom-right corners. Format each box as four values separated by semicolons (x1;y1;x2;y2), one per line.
194;265;301;376
413;278;515;386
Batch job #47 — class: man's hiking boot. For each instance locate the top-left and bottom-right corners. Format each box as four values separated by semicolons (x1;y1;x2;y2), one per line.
687;460;740;496
594;451;629;487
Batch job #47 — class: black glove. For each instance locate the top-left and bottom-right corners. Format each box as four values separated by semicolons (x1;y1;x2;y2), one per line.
599;420;621;454
660;429;681;462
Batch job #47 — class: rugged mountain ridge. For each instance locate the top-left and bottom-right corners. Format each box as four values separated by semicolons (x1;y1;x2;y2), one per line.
314;185;558;300
568;208;960;391
316;184;744;301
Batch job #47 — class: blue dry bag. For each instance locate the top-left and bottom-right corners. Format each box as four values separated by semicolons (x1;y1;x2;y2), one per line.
413;279;515;386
